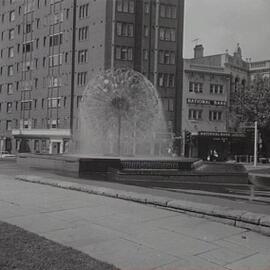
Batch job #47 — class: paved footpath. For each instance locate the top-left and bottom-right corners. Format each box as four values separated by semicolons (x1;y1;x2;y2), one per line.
1;174;270;269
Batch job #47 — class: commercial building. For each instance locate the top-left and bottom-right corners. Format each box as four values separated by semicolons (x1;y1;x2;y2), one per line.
182;44;256;160
249;60;270;80
0;0;185;155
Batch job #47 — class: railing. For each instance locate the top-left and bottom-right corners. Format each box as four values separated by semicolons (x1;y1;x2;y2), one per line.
234;155;269;164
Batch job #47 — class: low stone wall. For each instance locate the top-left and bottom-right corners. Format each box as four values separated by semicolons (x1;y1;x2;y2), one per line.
17;154;80;177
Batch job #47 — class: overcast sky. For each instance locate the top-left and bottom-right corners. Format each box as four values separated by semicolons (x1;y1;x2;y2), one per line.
184;0;270;61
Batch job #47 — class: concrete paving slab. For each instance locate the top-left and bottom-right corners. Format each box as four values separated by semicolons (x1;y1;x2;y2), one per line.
198;247;257;266
222;231;270;255
213;239;258;256
126;226;218;257
143;214;245;242
153;255;228;270
226;253;270;270
79;237;178;270
5;212;87;234
41;223;124;249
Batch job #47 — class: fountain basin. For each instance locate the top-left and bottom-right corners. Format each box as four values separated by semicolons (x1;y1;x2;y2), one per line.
249;173;270;189
17;154;249;186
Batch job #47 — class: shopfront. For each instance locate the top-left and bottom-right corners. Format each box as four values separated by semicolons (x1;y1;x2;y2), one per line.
187;131;247;161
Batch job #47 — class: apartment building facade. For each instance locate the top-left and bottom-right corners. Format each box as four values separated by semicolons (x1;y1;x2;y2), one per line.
0;0;185;155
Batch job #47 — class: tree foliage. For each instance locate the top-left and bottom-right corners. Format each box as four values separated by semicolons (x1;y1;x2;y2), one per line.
230;76;270;129
230;76;270;155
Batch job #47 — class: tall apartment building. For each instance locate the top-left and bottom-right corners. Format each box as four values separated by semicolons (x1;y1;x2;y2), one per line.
0;0;185;155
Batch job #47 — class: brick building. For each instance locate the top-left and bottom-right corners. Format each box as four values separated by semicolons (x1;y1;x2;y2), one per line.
0;0;185;154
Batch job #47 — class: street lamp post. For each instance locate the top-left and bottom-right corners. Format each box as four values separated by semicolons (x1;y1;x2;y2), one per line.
254;121;258;167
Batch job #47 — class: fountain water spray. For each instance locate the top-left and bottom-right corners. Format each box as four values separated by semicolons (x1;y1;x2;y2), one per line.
76;68;169;157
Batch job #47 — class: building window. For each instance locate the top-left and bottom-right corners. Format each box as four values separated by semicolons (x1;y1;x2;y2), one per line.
78;49;88;64
8;65;14;76
116;0;135;13
143;49;148;61
25;23;32;33
77;72;87;86
23;41;33;53
79;3;89;19
158;50;175;65
49;33;63;47
116;22;134;37
159;27;176;42
77;96;82;107
34;78;38;88
65;52;68;63
9;28;15;40
144;1;150;14
34;139;39;151
49;54;62;67
115;46;133;61
21;101;32;111
9;10;15;22
66;8;69;19
24;0;35;13
210;84;224;94
189;109;202;120
158;73;175;88
189;82;203;93
48;77;61;88
209;111;222;121
6;120;12;131
78;26;88;41
162;98;174;112
8;47;14;58
48;98;61;108
160;5;176;19
7;102;12;113
7;83;13;94
143;25;149;37
36;18;40;28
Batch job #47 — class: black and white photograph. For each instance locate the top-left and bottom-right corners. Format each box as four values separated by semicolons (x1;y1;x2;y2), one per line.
0;0;270;269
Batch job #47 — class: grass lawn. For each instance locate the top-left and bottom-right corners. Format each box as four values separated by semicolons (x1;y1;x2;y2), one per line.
0;221;119;270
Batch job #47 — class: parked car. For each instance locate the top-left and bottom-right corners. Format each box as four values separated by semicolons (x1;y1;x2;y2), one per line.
0;151;16;158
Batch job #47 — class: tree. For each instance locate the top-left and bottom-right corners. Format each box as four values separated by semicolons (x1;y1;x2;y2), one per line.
230;76;270;156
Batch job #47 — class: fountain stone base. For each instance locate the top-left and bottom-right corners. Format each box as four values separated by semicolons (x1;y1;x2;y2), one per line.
17;154;248;187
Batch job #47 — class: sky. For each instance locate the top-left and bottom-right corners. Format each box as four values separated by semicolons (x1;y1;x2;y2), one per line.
184;0;270;61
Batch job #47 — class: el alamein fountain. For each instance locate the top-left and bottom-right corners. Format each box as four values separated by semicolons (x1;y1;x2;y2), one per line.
17;68;249;190
77;68;167;157
73;68;203;180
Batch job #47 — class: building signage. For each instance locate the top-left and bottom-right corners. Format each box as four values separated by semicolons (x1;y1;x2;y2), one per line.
187;98;226;106
198;131;245;138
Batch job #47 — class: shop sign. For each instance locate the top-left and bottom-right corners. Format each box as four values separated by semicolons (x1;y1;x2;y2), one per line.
187;98;226;106
198;131;245;138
